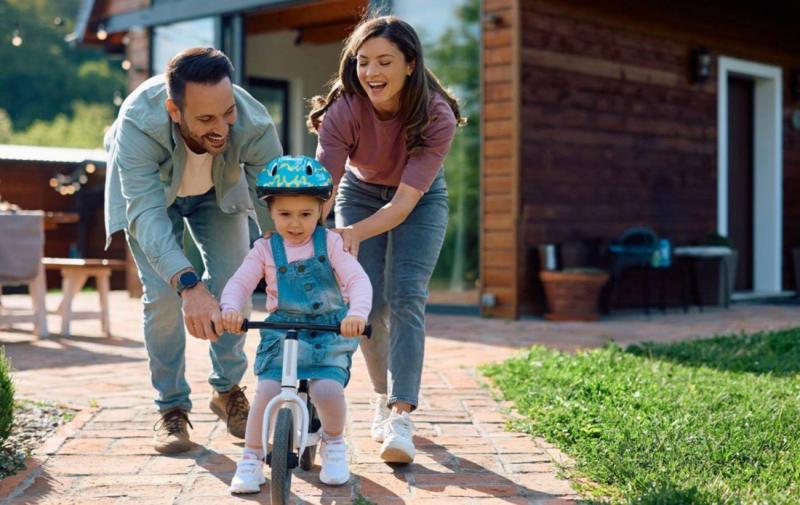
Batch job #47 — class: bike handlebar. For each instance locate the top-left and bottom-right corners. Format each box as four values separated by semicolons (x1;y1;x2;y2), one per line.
240;319;372;338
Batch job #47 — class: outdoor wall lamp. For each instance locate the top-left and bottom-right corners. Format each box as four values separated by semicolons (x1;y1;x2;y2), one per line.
691;48;712;83
484;13;504;29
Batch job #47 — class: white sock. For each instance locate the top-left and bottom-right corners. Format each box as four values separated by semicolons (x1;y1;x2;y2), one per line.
322;432;344;445
243;447;264;461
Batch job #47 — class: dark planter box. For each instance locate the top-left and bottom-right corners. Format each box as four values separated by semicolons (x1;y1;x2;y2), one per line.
693;251;738;306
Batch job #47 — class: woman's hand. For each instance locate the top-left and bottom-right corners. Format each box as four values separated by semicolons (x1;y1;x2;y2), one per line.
340;316;367;337
220;309;244;334
333;225;362;257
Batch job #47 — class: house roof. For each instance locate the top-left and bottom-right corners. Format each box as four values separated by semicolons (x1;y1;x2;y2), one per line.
0;145;106;165
66;0;98;45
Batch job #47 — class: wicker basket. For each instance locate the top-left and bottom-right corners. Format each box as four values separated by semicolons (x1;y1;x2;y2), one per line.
539;269;609;321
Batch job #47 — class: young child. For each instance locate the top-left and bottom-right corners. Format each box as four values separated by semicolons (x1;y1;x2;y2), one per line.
219;155;372;494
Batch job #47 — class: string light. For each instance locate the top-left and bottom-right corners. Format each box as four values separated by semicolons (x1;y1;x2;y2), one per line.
51;163;100;196
11;26;22;47
96;24;108;41
121;59;131;70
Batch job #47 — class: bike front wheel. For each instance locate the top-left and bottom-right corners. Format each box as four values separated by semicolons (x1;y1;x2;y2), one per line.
271;408;294;505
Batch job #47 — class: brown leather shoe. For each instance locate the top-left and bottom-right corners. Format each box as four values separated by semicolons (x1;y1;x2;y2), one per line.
209;385;249;439
153;407;193;454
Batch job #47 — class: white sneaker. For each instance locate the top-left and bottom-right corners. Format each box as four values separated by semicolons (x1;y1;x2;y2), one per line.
319;439;350;485
370;394;390;442
380;411;415;463
230;458;266;494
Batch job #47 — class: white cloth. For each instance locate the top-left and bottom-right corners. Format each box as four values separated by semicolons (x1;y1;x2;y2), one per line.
176;148;213;197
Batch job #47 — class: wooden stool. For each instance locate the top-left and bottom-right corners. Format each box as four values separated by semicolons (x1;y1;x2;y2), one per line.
42;258;125;337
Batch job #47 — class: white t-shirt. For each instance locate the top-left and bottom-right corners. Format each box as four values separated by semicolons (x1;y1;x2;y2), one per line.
177;148;214;197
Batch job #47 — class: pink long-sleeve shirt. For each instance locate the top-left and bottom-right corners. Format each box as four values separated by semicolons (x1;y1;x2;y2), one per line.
316;91;457;193
220;230;372;320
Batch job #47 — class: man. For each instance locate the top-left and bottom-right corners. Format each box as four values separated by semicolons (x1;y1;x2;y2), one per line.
104;47;281;453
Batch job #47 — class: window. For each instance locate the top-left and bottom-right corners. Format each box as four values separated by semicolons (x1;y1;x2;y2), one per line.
247;78;290;150
151;17;217;75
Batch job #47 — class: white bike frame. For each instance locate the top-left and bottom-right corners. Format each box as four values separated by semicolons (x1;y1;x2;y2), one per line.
261;330;321;456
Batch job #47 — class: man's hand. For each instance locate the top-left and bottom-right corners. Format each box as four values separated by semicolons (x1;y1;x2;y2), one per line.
340;316;366;338
221;309;245;334
181;283;223;341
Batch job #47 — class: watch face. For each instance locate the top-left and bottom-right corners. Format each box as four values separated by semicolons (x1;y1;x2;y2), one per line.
179;271;198;289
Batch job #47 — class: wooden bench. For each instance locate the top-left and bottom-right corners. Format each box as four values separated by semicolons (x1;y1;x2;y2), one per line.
42;258;126;337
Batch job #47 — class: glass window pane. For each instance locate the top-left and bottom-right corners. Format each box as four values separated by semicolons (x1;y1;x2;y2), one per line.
152;18;216;75
393;0;481;297
247;78;289;150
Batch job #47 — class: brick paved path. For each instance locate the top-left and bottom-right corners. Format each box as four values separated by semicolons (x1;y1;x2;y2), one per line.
1;291;798;504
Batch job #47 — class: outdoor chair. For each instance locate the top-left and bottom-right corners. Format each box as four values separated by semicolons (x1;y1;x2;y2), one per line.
0;211;48;337
606;227;676;314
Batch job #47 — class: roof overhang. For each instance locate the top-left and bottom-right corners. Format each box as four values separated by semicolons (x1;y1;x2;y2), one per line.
102;0;309;33
0;145;107;165
66;0;98;45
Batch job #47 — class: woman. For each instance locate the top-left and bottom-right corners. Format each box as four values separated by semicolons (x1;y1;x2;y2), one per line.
308;15;465;463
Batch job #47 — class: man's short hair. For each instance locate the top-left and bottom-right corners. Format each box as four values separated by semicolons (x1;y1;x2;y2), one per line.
165;47;234;109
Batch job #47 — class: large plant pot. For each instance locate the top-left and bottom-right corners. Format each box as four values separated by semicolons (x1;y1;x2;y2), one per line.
696;250;737;306
539;270;610;321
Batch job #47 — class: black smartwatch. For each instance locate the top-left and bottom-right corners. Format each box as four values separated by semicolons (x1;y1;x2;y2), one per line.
176;270;200;296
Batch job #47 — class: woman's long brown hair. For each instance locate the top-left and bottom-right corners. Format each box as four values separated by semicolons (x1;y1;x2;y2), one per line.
307;15;466;155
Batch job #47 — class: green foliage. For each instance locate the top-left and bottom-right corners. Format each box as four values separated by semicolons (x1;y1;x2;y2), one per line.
11;101;114;148
423;0;480;290
483;330;800;504
0;110;12;144
0;348;14;442
0;0;125;131
704;232;732;247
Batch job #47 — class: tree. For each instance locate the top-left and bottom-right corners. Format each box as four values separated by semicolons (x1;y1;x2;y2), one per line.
0;110;12;144
424;0;481;291
11;101;114;148
0;0;125;130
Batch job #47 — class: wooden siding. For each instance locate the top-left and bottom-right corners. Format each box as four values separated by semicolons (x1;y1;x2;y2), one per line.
0;162;126;290
481;0;521;318
514;0;800;313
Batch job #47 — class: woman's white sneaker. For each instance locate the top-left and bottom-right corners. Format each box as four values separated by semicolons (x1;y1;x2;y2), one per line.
380;411;415;463
370;394;390;442
319;439;350;485
230;458;266;494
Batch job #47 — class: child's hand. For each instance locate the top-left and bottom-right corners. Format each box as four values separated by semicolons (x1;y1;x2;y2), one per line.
340;316;366;337
221;309;244;334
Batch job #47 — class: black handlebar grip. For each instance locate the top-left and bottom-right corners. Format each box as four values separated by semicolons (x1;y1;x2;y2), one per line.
241;319;372;338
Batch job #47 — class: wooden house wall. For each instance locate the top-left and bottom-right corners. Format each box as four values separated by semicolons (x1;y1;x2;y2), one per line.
514;0;800;313
0;161;127;290
481;0;521;318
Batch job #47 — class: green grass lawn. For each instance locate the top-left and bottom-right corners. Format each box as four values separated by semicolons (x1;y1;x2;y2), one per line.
482;328;800;504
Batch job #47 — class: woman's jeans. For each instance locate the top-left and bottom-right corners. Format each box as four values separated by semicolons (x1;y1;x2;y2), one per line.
335;170;448;409
126;189;250;412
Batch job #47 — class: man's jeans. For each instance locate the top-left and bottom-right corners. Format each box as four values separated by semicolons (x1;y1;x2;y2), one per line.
335;170;448;409
126;189;250;412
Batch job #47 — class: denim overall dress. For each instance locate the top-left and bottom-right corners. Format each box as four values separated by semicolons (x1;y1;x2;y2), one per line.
253;226;359;386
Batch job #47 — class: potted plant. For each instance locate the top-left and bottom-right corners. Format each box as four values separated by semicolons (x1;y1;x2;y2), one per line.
539;267;609;321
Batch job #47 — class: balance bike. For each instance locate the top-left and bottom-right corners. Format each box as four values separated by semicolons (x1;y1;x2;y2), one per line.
240;319;370;504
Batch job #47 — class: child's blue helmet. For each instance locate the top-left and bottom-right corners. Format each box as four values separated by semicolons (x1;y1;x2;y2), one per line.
256;155;333;201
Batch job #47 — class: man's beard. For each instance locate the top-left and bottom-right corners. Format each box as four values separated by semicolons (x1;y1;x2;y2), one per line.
177;120;229;155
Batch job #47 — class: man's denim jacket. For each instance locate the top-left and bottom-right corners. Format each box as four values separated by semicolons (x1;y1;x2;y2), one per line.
104;74;282;284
